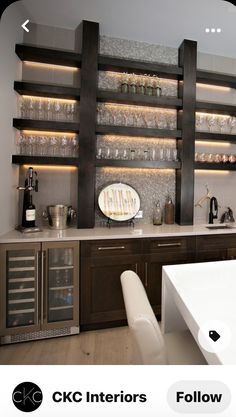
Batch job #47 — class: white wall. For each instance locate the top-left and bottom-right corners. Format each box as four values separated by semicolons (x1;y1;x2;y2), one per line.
0;4;24;234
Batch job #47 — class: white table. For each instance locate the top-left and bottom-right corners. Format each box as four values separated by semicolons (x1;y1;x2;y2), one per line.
161;260;236;364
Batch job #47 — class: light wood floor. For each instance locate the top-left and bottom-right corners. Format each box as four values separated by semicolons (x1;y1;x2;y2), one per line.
0;327;133;365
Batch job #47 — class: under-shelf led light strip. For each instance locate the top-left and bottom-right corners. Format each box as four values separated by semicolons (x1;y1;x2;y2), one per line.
23;61;79;72
22;95;77;104
23;165;78;171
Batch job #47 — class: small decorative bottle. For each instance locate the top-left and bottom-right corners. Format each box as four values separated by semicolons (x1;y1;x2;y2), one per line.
164;195;175;224
153;200;162;225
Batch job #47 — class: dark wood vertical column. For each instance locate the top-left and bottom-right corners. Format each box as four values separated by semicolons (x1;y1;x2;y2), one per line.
176;39;197;225
76;21;99;228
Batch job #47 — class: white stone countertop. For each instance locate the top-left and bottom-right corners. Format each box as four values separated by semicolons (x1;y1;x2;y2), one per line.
1;223;236;243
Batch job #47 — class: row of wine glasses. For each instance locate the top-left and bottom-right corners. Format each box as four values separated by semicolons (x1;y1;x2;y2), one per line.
120;73;162;96
19;97;79;122
97;104;177;129
195;152;236;163
97;145;178;162
16;133;79;157
196;114;236;134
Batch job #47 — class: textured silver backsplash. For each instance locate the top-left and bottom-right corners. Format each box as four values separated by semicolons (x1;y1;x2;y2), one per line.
96;36;178;225
100;35;178;64
96;168;175;225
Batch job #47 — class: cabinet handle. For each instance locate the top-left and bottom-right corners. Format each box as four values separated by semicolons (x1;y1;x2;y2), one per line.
156;242;182;247
35;251;39;326
135;263;138;274
41;251;45;325
98;246;125;251
145;262;148;287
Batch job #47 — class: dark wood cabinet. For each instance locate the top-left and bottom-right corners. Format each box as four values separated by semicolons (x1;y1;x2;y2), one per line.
195;234;236;262
143;236;196;316
80;236;196;329
80;239;142;329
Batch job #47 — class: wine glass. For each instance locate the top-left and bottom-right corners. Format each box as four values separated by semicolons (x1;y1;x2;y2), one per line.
217;116;228;133
54;101;62;121
60;135;68;157
228;116;236;134
71;136;79;157
206;115;216;132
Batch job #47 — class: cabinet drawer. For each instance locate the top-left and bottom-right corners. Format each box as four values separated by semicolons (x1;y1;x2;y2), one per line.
81;239;142;258
196;234;236;251
145;236;195;254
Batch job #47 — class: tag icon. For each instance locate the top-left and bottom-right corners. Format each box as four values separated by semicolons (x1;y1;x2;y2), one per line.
209;330;221;342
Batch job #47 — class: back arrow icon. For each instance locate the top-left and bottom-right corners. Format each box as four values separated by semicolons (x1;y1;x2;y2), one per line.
22;19;30;33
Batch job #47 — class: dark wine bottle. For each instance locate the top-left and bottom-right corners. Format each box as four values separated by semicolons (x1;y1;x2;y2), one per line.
22;193;36;228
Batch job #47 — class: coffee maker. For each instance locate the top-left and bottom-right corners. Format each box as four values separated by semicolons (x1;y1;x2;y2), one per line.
17;167;40;233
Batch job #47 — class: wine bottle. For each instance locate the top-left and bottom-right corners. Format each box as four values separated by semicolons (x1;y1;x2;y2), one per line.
22;194;36;228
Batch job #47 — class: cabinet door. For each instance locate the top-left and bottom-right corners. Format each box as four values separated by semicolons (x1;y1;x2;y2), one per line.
41;241;79;329
196;235;229;262
144;237;196;316
0;243;41;336
80;255;141;327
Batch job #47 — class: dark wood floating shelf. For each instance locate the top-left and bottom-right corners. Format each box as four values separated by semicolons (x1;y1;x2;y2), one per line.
98;55;183;79
197;69;236;89
12;155;79;166
96;159;180;169
13;118;80;133
96;124;181;138
196;101;236;116
195;131;236;143
14;81;80;100
15;44;82;68
97;90;182;108
195;162;236;171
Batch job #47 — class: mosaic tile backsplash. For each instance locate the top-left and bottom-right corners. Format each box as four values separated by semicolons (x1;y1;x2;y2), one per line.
96;36;178;225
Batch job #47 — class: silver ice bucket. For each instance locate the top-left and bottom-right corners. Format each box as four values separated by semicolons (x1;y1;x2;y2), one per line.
44;205;76;230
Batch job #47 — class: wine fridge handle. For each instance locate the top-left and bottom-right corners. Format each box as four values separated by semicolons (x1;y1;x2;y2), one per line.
41;250;45;324
36;251;39;326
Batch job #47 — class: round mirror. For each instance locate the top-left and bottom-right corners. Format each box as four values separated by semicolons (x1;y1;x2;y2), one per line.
98;183;140;222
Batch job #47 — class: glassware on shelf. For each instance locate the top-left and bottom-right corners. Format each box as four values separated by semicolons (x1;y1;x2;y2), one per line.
120;73;129;94
228;116;236;134
195;113;205;132
229;154;236;163
16;132;79;157
137;76;145;95
222;154;229;163
217;116;228;134
206;115;216;132
145;77;153;96
128;74;137;94
152;76;162;97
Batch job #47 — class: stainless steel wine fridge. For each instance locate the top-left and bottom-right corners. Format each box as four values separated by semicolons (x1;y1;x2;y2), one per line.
0;241;79;344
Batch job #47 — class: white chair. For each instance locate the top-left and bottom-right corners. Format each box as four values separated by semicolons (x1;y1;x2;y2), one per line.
120;270;206;365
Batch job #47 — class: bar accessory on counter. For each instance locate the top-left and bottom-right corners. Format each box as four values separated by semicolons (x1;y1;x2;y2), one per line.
153;200;162;225
98;182;140;224
164;195;175;224
208;196;218;224
16;167;40;233
220;207;235;224
42;205;76;230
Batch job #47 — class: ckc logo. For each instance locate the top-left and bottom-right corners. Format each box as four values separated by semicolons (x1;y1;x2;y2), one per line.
12;382;43;412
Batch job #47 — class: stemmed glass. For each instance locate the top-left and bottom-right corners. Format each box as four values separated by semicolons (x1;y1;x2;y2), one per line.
48;136;59;156
45;99;53;120
60;135;68;157
206;115;216;132
195;114;205;131
54;101;62;121
217;116;228;133
71;136;79;157
228;116;236;134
